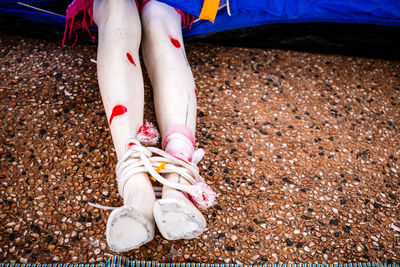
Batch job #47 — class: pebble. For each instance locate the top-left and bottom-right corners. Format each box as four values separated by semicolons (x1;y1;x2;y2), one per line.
1;33;399;264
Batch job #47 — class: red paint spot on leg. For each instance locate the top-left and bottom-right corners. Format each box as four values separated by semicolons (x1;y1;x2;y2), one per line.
170;37;181;48
109;105;128;125
126;53;136;66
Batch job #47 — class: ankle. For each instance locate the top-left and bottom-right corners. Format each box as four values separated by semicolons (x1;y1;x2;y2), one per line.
162;124;195;162
122;173;155;221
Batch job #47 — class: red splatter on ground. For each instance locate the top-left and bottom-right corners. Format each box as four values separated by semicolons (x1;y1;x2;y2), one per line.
109;105;128;125
126;53;136;66
170;37;181;48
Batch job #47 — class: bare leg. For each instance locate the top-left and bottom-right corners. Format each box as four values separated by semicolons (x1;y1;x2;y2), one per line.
94;0;155;251
141;0;206;240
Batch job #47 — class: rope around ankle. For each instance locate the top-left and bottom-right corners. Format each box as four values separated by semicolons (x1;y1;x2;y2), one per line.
88;123;216;211
116;138;216;210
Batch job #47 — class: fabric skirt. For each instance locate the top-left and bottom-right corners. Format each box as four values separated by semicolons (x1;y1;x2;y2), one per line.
62;0;194;47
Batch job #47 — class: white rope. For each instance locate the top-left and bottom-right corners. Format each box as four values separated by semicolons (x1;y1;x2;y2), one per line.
116;139;216;210
153;186;163;192
226;0;231;16
88;202;117;210
88;139;216;211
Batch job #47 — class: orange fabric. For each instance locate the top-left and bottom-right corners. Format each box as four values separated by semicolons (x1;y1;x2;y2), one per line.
199;0;220;23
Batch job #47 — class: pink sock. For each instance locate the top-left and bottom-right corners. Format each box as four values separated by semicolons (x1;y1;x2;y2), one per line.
162;124;195;163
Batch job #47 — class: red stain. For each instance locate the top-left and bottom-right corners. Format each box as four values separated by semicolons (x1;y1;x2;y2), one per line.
194;88;197;97
170;37;181;48
126;53;136;66
138;124;150;135
109;105;127;125
186;193;197;207
128;142;136;147
172;154;190;165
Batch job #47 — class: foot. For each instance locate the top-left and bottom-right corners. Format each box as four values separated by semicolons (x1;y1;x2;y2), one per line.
106;205;155;252
108;139;157;252
153;197;206;240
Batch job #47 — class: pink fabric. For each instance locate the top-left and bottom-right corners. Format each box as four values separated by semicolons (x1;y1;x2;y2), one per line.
136;122;160;145
162;124;195;150
184;180;216;210
174;8;195;29
63;0;141;47
62;0;95;48
63;0;193;47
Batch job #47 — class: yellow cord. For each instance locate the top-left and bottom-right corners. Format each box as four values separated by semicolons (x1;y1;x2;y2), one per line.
151;161;166;182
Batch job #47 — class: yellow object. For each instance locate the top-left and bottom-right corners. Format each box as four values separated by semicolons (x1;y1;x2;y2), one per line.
199;0;220;23
151;161;167;182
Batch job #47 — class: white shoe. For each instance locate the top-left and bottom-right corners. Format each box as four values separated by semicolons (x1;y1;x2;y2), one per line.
153;198;206;240
106;206;154;252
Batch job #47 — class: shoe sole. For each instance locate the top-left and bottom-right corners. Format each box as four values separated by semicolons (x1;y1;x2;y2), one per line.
106;206;154;252
153;198;206;240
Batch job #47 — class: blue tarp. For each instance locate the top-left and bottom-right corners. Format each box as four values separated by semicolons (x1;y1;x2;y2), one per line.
0;1;66;27
168;0;400;38
1;0;399;38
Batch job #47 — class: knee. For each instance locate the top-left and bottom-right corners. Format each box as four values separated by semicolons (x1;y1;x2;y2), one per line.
141;1;180;33
94;0;140;29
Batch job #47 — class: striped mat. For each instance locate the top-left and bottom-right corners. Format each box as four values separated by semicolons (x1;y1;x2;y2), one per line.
0;256;399;267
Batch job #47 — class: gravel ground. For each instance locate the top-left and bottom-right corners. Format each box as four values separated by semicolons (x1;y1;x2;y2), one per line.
0;33;399;264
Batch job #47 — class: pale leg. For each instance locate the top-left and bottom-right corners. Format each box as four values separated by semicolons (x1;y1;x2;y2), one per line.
94;0;155;251
141;0;206;240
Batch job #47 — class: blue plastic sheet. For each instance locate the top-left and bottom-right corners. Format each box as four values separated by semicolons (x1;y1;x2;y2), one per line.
157;0;400;37
1;0;399;38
